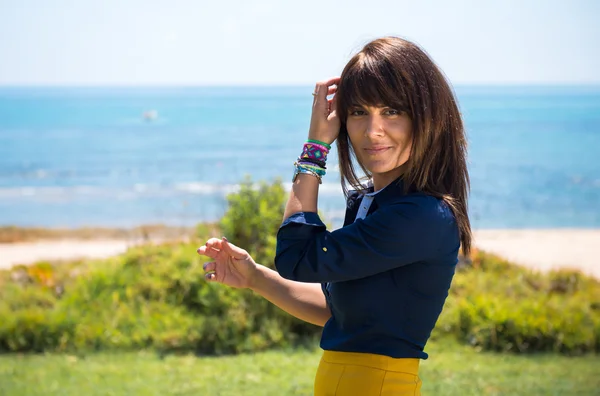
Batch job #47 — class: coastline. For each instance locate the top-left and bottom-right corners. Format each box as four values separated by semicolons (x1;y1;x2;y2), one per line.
472;229;600;279
0;227;598;278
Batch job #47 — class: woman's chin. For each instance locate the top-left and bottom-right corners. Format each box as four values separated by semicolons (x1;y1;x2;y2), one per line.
365;162;394;175
365;162;405;178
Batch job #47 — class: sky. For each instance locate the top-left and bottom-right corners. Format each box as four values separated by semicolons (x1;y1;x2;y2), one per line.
0;0;598;86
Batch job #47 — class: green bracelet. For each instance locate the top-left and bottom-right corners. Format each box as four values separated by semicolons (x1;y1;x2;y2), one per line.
306;139;332;150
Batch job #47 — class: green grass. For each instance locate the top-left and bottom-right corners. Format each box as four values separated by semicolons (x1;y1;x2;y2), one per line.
1;338;598;396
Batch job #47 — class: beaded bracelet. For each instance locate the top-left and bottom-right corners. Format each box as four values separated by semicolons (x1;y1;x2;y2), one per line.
301;143;329;162
292;140;330;184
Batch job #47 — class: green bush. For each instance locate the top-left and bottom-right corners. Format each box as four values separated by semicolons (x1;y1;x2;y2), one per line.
219;176;286;267
0;179;598;356
0;307;76;353
432;251;600;355
0;178;321;354
0;241;322;354
218;176;319;344
455;293;598;354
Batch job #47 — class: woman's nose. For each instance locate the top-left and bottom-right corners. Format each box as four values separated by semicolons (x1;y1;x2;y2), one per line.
365;116;384;137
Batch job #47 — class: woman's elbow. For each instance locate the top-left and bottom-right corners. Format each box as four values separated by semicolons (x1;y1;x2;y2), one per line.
275;245;324;282
314;314;331;327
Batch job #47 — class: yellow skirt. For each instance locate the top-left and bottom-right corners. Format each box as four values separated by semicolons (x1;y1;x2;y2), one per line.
314;350;422;396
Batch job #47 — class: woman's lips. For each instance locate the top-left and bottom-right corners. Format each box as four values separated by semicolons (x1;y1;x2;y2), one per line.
364;147;391;155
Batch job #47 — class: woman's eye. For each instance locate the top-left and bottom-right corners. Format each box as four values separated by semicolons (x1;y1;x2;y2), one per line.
350;109;366;116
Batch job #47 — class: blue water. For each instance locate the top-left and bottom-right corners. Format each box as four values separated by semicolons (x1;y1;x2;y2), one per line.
1;86;599;229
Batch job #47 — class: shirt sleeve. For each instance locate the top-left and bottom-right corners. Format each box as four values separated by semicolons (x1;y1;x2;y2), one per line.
275;196;451;283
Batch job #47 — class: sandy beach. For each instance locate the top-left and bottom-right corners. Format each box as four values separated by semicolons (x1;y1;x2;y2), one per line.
0;239;146;269
473;229;599;278
0;229;598;278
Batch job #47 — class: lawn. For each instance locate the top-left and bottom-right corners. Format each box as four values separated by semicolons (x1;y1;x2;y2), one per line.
1;337;598;396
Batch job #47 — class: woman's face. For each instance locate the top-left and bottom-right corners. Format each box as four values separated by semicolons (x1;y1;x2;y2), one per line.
345;104;413;189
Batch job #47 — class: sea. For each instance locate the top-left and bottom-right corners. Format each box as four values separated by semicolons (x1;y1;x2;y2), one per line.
1;86;599;229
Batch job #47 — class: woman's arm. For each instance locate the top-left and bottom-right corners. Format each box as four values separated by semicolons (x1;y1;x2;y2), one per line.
249;264;330;327
245;79;342;326
282;78;340;221
282;173;319;220
276;196;456;283
198;80;341;326
198;237;330;327
200;79;342;326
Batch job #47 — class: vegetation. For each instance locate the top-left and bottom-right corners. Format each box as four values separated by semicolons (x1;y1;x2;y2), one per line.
0;178;598;357
436;251;600;354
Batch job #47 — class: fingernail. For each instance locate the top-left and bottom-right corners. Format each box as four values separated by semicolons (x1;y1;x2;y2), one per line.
202;262;207;270
222;236;228;242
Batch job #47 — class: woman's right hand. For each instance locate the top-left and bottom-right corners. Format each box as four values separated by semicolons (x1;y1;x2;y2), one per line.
308;77;341;145
196;237;259;289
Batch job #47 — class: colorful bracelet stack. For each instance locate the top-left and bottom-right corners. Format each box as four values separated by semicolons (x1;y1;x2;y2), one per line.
293;139;330;184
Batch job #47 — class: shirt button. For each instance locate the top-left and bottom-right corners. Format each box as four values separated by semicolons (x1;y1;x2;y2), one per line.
322;247;328;252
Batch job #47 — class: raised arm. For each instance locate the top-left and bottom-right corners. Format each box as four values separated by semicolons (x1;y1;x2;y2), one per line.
282;78;340;221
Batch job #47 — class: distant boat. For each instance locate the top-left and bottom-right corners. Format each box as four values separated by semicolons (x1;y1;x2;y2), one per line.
143;110;158;121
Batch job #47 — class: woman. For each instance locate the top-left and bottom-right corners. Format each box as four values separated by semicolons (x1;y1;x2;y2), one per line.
197;36;471;395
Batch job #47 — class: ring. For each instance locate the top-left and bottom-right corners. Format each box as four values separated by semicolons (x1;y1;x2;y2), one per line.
312;92;317;96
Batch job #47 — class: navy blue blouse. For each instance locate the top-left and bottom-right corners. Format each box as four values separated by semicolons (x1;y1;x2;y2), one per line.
274;178;460;359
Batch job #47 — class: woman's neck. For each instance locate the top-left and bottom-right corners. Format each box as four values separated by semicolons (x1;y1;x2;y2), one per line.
371;165;406;192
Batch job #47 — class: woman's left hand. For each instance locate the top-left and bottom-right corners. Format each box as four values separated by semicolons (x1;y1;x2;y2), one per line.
308;77;341;145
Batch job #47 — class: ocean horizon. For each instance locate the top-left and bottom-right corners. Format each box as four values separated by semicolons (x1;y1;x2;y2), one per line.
1;85;599;229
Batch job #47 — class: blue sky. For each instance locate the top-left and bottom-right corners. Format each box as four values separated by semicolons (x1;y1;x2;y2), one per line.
0;0;598;85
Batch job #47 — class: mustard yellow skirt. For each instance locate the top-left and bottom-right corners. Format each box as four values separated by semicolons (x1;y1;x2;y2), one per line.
314;350;422;396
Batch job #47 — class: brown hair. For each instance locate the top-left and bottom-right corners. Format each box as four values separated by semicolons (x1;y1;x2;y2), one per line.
336;36;472;255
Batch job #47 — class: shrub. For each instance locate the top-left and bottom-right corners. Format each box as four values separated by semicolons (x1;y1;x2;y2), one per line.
0;178;321;354
432;251;600;355
219;176;286;267
0;242;322;354
455;293;598;354
0;307;76;353
0;179;598;356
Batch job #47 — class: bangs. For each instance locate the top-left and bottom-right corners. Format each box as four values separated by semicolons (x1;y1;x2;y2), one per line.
337;54;411;118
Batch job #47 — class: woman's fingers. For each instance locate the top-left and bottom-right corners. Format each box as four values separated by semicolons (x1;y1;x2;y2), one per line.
309;77;342;145
221;237;248;260
197;245;219;258
197;237;223;258
328;93;338;121
330;89;338;107
321;76;340;87
313;87;337;106
197;245;214;258
198;238;248;285
313;78;340;105
203;261;218;282
203;261;216;272
205;237;222;251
